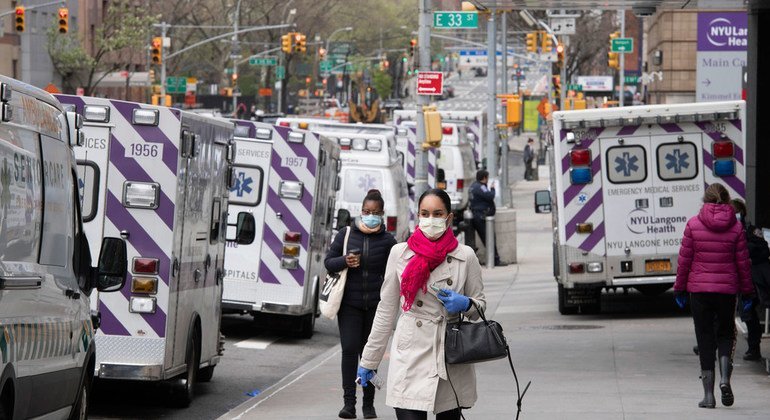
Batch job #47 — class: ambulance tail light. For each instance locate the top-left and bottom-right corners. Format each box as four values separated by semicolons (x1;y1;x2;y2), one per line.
712;141;734;158
576;223;593;234
568;263;585;274
339;138;352;150
352;138;367;151
83;105;110;123
282;244;300;257
587;262;604;273
386;216;397;232
569;168;592;185
366;139;382;152
281;258;299;270
569;149;591;167
279;121;290;127
284;231;301;243
129;297;157;313
279;180;304;199
131;277;158;294
456;179;464;191
133;257;159;274
298;122;309;129
132;109;159;126
442;126;453;135
713;160;736;177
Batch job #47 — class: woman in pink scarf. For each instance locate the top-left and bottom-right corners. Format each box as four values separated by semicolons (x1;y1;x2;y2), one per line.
357;189;487;420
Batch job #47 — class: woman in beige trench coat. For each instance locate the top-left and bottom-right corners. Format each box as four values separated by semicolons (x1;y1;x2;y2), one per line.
358;189;486;419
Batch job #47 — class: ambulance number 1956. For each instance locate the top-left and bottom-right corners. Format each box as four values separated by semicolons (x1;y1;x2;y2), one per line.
125;142;164;159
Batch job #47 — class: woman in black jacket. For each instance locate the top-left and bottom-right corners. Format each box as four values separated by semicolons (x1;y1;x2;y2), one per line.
325;189;397;419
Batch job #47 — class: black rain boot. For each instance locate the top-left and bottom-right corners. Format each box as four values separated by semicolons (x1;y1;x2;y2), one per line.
743;347;762;361
719;356;734;407
339;389;356;419
698;370;716;408
362;384;377;419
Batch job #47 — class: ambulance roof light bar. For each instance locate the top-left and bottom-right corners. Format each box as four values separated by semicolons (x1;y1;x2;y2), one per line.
83;105;110;123
133;109;159;126
255;128;272;140
234;125;251;137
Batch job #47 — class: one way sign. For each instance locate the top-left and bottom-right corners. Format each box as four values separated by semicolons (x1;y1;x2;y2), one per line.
549;17;576;35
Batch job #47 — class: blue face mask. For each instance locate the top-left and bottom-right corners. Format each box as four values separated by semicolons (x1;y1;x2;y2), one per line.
361;214;382;228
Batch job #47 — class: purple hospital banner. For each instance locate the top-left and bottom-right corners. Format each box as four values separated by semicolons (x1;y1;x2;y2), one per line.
697;12;748;52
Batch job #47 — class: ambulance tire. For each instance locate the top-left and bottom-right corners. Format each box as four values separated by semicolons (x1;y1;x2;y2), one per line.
198;366;215;383
171;330;200;407
558;284;578;315
69;367;91;420
0;386;10;420
297;282;319;339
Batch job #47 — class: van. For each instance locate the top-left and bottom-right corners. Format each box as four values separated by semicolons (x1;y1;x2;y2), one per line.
222;120;341;338
55;94;251;406
0;76;127;418
393;124;438;231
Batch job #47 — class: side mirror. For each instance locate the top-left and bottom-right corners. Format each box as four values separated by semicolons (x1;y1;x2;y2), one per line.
95;237;128;292
236;212;256;244
335;209;351;230
534;190;552;214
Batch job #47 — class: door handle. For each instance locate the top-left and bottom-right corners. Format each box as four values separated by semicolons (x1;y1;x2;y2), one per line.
0;275;43;290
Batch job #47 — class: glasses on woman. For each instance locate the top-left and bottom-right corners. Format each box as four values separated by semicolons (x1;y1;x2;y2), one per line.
361;210;384;216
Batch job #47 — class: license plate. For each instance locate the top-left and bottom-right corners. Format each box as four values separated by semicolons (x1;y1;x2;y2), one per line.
645;260;671;273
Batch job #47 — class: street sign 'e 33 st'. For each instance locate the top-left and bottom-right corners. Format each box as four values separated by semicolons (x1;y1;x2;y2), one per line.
433;11;478;29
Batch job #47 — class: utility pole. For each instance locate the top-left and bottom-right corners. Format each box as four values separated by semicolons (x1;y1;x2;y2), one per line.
500;11;510;207
232;0;242;115
414;0;431;200
160;22;168;100
486;12;497;179
560;36;568;109
619;9;625;107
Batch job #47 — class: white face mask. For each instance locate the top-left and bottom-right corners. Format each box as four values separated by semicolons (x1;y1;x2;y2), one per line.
419;217;449;240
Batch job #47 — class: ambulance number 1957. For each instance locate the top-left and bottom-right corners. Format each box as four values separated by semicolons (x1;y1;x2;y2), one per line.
282;156;306;168
125;142;164;159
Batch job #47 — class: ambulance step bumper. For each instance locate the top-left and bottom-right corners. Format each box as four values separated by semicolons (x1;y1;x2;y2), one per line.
98;363;163;381
611;275;675;286
261;302;310;316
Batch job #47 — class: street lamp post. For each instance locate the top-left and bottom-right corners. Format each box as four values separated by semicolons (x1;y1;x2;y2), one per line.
325;27;353;104
232;0;242;116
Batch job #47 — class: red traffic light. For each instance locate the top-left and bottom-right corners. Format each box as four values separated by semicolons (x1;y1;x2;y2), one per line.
410;39;417;47
556;44;564;54
305;77;311;84
16;7;24;15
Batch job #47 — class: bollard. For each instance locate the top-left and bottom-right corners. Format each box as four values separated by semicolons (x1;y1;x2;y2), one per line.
486;215;495;269
765;308;769;336
463;209;476;249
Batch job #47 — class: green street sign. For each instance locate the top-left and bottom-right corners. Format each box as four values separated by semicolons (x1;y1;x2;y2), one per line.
624;75;639;84
320;60;333;73
568;84;582;92
249;56;277;66
611;38;634;53
433;11;478;29
276;65;285;79
165;76;187;94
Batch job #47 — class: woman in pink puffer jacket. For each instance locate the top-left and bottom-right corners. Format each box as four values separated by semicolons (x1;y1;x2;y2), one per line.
674;183;753;410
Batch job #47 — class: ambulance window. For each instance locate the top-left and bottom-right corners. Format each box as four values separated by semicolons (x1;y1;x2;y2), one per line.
656;142;698;181
40;136;74;267
228;164;263;206
344;169;383;203
0;125;43;263
210;198;222;244
76;161;100;222
606;145;647;184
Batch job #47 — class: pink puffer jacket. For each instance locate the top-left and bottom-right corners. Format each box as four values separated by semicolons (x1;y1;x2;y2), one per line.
674;203;753;295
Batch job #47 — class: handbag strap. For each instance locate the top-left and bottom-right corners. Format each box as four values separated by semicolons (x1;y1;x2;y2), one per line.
342;226;351;255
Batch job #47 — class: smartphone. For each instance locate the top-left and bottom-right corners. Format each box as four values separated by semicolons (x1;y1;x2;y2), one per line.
356;373;384;389
348;247;361;256
430;284;447;296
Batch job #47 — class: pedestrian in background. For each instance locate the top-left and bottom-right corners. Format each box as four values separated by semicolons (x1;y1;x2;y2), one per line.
674;183;754;409
523;138;535;180
469;170;505;266
357;188;486;420
730;198;769;361
325;189;397;419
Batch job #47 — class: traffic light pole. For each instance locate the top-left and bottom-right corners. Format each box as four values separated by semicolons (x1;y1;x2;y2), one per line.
232;0;241;115
500;11;510;207
486;12;497;180
560;36;568;108
414;0;431;200
619;10;625;107
159;22;169;100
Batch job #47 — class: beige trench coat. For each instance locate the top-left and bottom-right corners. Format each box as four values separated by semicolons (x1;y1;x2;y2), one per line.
360;242;486;414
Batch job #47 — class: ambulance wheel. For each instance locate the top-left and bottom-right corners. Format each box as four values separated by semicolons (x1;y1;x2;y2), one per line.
198;366;215;383
69;371;91;420
0;386;12;420
171;331;200;407
297;313;316;339
558;284;578;315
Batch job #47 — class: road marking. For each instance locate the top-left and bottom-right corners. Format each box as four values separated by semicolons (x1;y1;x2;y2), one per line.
234;336;281;350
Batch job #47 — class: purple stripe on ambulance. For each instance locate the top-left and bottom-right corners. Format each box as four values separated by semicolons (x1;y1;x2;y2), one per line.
109;136;176;229
730;119;742;131
55;95;86;113
565;189;603;240
265;188;310;248
702;151;746;197
261;224;285;263
110;100;179;173
269;152;314;213
273;125;319;175
563;156;601;204
660;123;684;133
560;130;567;142
616;125;640;136
258;261;282;284
695;122;744;165
579;222;605;253
97;301;131;336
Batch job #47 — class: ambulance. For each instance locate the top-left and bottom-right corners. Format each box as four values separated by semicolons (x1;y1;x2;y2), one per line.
222;120;341;338
434;110;486;167
393;124;437;231
276;117;410;241
0;76;127;419
543;101;746;314
55;94;252;406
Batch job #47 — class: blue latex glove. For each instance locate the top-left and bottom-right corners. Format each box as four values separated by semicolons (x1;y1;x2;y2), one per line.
742;298;753;314
438;289;471;314
674;292;687;309
357;366;374;387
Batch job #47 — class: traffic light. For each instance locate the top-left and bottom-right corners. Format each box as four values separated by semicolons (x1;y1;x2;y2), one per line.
423;106;442;148
608;31;620;70
505;94;522;125
541;32;553;53
294;33;307;53
151;37;162;65
526;32;538;53
556;44;565;66
319;47;327;58
232;73;238;84
14;6;25;32
58;8;69;34
409;39;417;57
281;33;293;54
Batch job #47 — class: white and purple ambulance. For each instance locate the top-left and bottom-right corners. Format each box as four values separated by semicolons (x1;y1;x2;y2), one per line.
222;120;341;338
393;123;438;231
544;101;746;314
56;94;250;406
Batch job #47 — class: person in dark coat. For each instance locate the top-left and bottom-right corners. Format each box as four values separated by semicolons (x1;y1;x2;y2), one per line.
325;189;397;419
523;138;535;180
469;170;505;266
731;199;769;361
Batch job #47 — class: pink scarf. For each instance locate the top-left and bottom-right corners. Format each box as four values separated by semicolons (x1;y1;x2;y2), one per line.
400;228;459;311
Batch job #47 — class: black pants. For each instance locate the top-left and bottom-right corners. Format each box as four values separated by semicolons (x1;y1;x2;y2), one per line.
471;214;499;264
338;303;377;405
524;159;533;180
691;292;737;371
740;296;762;351
395;408;461;420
